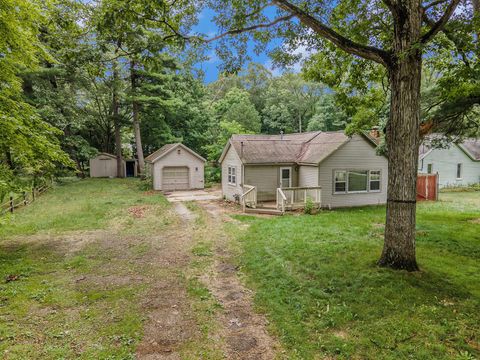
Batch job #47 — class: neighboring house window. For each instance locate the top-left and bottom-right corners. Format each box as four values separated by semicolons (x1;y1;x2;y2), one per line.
227;166;237;185
334;170;381;194
456;163;463;179
427;163;433;174
369;171;381;191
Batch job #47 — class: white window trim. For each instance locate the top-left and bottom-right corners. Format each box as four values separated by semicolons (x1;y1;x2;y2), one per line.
456;163;463;180
333;169;382;195
280;167;292;188
227;165;237;186
369;170;381;193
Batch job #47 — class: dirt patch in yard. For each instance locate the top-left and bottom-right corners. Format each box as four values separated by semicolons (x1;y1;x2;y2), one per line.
136;208;199;359
128;205;151;218
197;201;284;360
468;218;480;224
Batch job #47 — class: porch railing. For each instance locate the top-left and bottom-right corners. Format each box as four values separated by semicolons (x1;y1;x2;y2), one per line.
276;188;287;214
277;186;321;211
241;184;257;212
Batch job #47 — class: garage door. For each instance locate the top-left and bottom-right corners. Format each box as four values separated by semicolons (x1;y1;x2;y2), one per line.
162;167;189;190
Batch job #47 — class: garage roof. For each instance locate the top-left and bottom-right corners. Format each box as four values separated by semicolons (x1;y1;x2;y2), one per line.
145;143;206;163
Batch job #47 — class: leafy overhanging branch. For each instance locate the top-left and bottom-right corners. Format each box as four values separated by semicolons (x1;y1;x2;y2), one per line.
420;0;462;43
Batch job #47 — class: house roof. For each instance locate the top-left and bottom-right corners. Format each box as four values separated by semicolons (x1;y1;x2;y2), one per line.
220;131;354;165
459;138;480;161
145;143;206;163
420;136;480;161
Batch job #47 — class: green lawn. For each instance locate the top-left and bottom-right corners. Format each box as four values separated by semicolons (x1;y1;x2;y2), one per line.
231;193;480;359
0;179;173;359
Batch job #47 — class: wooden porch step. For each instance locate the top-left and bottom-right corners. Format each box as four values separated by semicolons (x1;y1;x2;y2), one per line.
245;207;283;215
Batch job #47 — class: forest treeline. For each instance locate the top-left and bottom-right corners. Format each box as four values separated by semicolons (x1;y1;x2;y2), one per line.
2;0;479;202
0;0;352;199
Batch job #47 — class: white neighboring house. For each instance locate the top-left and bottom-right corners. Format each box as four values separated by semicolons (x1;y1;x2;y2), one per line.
145;143;206;191
418;138;480;187
219;131;388;210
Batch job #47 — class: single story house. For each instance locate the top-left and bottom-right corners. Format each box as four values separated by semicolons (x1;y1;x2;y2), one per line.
219;131;388;211
145;143;206;191
90;153;137;178
419;138;480;187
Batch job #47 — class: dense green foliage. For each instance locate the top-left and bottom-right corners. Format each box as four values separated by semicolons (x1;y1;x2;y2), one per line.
231;193;480;359
1;0;355;192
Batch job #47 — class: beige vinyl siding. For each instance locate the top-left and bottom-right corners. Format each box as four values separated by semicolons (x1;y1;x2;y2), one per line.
299;165;319;187
152;147;204;190
319;134;388;208
244;165;298;201
419;146;480;187
221;145;243;201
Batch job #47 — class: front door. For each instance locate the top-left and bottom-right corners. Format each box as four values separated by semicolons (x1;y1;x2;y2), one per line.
280;167;291;188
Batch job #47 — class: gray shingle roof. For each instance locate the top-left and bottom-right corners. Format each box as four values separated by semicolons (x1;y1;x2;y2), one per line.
226;131;351;164
420;136;480;161
145;143;178;162
460;138;480;160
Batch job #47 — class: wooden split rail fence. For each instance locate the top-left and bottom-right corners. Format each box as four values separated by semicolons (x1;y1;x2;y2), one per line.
0;184;52;215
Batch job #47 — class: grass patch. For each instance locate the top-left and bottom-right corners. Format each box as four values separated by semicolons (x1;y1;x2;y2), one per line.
232;192;480;359
0;178;168;237
0;178;171;359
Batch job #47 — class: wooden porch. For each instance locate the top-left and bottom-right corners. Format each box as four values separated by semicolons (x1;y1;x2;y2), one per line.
240;184;321;215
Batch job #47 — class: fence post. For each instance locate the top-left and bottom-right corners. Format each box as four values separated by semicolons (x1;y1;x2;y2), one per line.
32;188;35;202
23;191;27;206
10;196;13;213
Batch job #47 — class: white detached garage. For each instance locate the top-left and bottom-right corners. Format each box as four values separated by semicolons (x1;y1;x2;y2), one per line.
145;143;206;191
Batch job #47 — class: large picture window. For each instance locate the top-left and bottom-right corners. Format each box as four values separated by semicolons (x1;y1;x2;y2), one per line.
227;166;236;185
334;170;381;194
348;170;368;192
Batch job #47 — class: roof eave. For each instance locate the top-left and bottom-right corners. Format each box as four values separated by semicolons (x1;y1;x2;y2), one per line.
458;144;480;161
149;143;206;163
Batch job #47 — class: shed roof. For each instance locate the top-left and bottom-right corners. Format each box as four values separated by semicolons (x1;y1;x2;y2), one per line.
220;131;354;165
145;143;206;163
94;152;117;160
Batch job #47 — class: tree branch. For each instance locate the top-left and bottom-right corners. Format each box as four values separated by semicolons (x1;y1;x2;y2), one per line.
272;0;391;67
205;14;294;43
423;0;448;11
422;12;470;67
421;0;461;43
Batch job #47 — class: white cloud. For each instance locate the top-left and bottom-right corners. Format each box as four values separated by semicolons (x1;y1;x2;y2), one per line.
264;43;314;76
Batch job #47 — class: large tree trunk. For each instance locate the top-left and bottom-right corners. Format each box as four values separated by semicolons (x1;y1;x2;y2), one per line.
130;59;145;175
113;60;123;178
378;1;422;271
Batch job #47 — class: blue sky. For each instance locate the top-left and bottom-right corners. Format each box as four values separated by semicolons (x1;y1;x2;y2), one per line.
192;8;284;83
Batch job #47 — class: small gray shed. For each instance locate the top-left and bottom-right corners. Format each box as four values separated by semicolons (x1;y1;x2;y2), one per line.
145;143;206;191
90;153;137;178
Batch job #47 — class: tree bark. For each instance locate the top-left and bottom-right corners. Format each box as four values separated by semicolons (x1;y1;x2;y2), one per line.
113;59;123;178
378;1;422;271
130;59;145;175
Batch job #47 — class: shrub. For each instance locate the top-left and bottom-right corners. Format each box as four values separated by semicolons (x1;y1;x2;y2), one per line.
205;165;221;186
304;197;315;215
441;183;480;192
